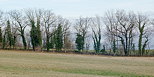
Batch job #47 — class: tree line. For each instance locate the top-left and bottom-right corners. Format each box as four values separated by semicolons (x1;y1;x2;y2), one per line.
0;9;153;56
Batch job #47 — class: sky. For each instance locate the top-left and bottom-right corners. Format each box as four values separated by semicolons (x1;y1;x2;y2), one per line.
1;0;154;48
0;0;154;18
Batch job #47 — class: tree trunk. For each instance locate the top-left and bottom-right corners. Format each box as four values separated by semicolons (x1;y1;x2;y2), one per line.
138;32;143;56
142;38;148;55
21;34;27;50
46;35;50;52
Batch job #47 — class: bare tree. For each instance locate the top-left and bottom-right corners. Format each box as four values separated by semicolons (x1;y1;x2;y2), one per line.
104;10;119;55
9;10;27;49
42;10;56;52
136;14;151;56
74;17;90;52
104;10;136;56
91;16;102;53
0;10;3;23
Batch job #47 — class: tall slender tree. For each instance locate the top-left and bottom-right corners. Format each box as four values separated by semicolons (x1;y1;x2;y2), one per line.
91;16;102;53
55;24;63;51
25;9;42;51
136;14;151;56
6;20;13;48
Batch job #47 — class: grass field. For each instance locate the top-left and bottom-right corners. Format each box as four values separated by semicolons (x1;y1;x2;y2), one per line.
0;50;154;77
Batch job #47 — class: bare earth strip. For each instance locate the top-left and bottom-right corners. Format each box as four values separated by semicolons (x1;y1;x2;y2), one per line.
0;50;154;77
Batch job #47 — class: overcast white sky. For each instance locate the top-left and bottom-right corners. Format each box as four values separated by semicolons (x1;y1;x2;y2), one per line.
0;0;154;18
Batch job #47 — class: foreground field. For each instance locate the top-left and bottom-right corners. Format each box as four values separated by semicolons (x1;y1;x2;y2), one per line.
0;50;154;77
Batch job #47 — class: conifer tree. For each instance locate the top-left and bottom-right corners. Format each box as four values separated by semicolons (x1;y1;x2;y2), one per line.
6;20;13;48
75;33;84;52
55;24;63;51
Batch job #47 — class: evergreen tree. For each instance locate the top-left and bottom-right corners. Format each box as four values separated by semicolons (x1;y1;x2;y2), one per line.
30;20;37;51
49;33;55;49
45;27;54;52
26;9;42;51
36;19;42;46
29;18;42;51
55;24;63;51
6;20;13;48
45;32;55;51
75;33;84;52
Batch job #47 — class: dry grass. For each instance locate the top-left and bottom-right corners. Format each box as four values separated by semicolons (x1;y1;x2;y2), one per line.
0;50;154;77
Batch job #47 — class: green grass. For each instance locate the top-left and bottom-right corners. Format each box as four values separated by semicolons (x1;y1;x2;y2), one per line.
0;50;154;77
